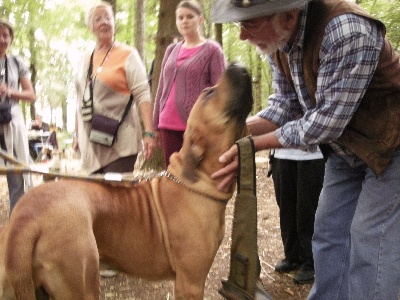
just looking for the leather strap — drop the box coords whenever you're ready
[219,136,260,300]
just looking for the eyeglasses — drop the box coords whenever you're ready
[92,16,112,24]
[234,15,275,37]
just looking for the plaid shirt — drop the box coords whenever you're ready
[259,6,383,156]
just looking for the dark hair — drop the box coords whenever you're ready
[0,19,14,43]
[176,0,203,16]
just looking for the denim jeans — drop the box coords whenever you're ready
[1,134,25,215]
[308,151,400,300]
[6,172,24,214]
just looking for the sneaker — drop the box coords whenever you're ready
[274,258,300,273]
[293,264,314,284]
[100,270,118,278]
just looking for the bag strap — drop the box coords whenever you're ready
[219,136,261,300]
[13,56,21,86]
[87,51,94,104]
[2,56,9,103]
[4,56,8,85]
[87,50,134,125]
[118,95,133,124]
[236,136,257,195]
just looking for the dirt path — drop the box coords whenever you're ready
[0,153,311,299]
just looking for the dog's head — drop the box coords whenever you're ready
[168,63,253,196]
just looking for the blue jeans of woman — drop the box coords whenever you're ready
[0,134,25,215]
[308,151,400,300]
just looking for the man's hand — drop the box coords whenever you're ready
[211,131,283,192]
[211,144,239,192]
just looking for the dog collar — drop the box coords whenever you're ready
[159,170,230,205]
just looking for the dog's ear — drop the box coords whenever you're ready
[181,129,205,182]
[182,143,205,182]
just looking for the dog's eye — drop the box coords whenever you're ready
[203,88,215,98]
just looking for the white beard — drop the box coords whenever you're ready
[256,22,292,56]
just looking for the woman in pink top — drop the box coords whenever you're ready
[153,0,226,167]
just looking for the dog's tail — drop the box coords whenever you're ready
[4,211,40,299]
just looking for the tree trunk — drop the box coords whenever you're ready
[214,24,223,47]
[135,0,146,60]
[253,56,263,114]
[29,28,37,121]
[150,0,180,99]
[140,0,180,171]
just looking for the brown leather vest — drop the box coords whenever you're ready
[273,0,400,175]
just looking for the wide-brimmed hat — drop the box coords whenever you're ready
[211,0,312,23]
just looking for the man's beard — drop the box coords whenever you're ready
[256,21,292,56]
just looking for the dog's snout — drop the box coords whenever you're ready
[225,63,253,124]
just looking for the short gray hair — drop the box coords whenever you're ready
[85,1,114,27]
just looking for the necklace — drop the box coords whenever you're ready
[91,41,114,79]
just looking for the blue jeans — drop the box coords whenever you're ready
[1,134,25,215]
[308,151,400,300]
[6,172,24,214]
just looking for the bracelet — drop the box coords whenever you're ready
[143,131,155,139]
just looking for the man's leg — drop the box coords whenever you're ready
[308,154,364,300]
[271,158,301,271]
[349,150,400,300]
[295,158,324,283]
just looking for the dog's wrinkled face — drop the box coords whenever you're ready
[173,63,253,183]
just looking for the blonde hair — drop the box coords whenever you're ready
[176,0,203,16]
[85,1,114,27]
[0,18,14,42]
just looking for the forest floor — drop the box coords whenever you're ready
[0,151,311,299]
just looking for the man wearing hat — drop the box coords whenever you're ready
[210,0,400,299]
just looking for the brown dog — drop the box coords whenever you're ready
[0,64,253,300]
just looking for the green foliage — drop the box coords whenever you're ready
[115,1,159,69]
[358,0,400,50]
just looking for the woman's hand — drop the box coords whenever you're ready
[211,144,239,192]
[143,135,156,160]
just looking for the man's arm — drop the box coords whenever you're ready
[246,115,278,136]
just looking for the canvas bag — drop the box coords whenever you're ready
[89,95,133,147]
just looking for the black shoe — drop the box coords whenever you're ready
[274,258,300,273]
[293,264,315,284]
